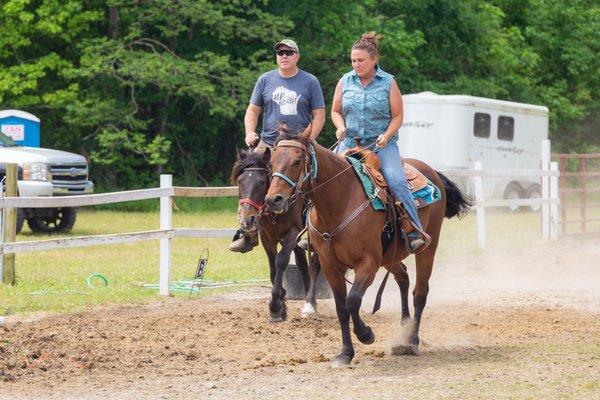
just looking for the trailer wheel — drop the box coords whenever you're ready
[526,184,542,212]
[503,182,524,211]
[27,207,78,233]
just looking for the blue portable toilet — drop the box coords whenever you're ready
[0,109,41,147]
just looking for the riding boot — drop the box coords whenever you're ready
[395,201,431,254]
[228,229,258,253]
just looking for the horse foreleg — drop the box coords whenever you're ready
[268,231,297,323]
[319,257,353,366]
[260,230,277,285]
[347,261,378,346]
[293,246,310,293]
[301,252,321,317]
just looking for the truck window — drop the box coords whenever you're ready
[498,116,514,141]
[474,113,490,138]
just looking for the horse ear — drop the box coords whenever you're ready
[236,148,246,160]
[262,147,271,162]
[300,122,312,141]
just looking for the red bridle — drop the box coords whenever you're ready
[239,198,268,214]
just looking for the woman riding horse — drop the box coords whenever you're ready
[331,32,430,253]
[265,127,471,365]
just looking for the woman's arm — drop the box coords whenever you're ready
[331,79,346,139]
[376,80,404,148]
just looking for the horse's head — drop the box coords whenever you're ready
[265,124,312,214]
[230,147,271,232]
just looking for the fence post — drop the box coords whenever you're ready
[558,156,568,235]
[2,164,17,285]
[550,162,559,240]
[473,161,485,250]
[159,174,172,296]
[541,140,551,240]
[579,158,587,233]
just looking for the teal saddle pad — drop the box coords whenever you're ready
[346,156,442,210]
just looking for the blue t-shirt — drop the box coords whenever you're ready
[250,69,325,146]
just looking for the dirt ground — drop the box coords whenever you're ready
[1,236,599,399]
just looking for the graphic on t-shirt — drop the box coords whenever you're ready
[272,86,301,115]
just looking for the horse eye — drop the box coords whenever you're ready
[292,159,302,166]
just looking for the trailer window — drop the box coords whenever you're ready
[498,116,514,141]
[474,113,490,138]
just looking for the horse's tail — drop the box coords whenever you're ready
[437,171,473,219]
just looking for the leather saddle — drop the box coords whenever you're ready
[342,146,430,235]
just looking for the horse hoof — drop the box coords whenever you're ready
[301,303,316,318]
[357,326,375,345]
[331,354,353,367]
[391,344,419,356]
[269,316,285,323]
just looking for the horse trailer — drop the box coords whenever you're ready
[397,92,549,210]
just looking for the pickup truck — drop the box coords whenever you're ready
[0,132,93,233]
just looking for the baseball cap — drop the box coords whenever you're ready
[273,39,299,53]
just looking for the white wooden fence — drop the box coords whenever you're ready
[0,179,238,295]
[444,140,559,248]
[0,140,559,293]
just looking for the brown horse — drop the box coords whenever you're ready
[265,130,471,366]
[230,147,322,321]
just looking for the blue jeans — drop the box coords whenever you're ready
[336,140,423,231]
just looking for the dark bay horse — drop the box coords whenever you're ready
[265,130,471,366]
[231,147,321,321]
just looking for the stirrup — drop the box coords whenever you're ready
[408,229,431,254]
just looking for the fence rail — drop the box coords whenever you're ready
[554,152,600,235]
[0,140,562,290]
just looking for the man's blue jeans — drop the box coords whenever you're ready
[336,140,423,231]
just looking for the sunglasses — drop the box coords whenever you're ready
[276,49,297,57]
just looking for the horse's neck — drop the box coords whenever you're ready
[308,144,362,225]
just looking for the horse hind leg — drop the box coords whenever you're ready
[302,252,321,317]
[386,261,411,323]
[392,243,437,356]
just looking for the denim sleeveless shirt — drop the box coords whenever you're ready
[341,66,395,148]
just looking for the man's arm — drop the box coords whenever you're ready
[310,108,325,140]
[244,103,262,146]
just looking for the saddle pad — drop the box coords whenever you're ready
[347,156,442,210]
[346,156,386,211]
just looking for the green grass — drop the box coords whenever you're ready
[0,206,555,316]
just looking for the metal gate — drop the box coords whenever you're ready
[553,153,600,235]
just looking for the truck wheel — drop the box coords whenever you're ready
[16,208,25,234]
[526,184,542,212]
[503,182,524,211]
[27,207,77,233]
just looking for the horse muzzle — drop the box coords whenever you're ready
[265,194,288,214]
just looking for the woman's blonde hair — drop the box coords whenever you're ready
[352,31,382,57]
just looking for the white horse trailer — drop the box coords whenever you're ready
[397,92,549,210]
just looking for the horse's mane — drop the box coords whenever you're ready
[229,149,268,184]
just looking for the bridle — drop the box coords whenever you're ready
[270,139,318,209]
